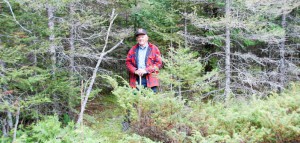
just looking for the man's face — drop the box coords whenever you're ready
[136,34,148,46]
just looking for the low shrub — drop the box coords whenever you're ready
[10,115,107,143]
[106,74,300,142]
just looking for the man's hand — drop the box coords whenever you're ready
[134,69,147,76]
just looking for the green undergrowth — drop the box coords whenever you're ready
[4,83,300,142]
[102,76,300,142]
[90,93,156,142]
[3,116,108,143]
[90,94,125,142]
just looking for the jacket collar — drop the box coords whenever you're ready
[134,42,152,67]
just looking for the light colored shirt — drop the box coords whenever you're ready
[137,43,148,69]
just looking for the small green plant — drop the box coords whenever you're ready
[118,133,159,143]
[13,115,107,143]
[159,47,217,98]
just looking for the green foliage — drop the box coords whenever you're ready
[118,133,159,143]
[31,116,62,142]
[0,67,81,121]
[105,73,300,142]
[89,90,146,142]
[13,115,107,143]
[159,47,217,97]
[104,75,186,142]
[1,66,48,91]
[118,0,183,50]
[1,0,300,142]
[16,0,75,10]
[169,83,300,142]
[130,0,178,29]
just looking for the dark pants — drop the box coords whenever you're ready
[136,75,157,93]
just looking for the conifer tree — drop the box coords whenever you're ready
[187,0,300,97]
[159,47,216,98]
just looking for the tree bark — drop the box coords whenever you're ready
[47,3,60,114]
[12,106,20,143]
[0,2,2,13]
[225,0,231,100]
[69,3,75,75]
[0,58,9,137]
[0,59,4,79]
[47,3,56,74]
[279,9,286,92]
[134,0,137,31]
[1,118,7,137]
[178,81,182,97]
[6,111,13,129]
[184,0,188,48]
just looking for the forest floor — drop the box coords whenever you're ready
[86,93,128,142]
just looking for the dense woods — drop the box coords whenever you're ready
[0,0,300,142]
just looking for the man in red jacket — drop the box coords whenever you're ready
[126,28,162,92]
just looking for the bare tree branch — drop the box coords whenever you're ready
[12,104,20,143]
[76,8,123,126]
[3,0,32,33]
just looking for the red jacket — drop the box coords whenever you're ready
[126,42,162,88]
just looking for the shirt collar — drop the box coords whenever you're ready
[139,43,148,49]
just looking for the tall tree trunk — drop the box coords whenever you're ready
[126,0,129,27]
[134,0,137,31]
[12,106,20,143]
[279,10,286,92]
[67,3,76,120]
[0,2,2,13]
[47,3,59,114]
[178,80,182,97]
[6,111,13,129]
[47,3,56,74]
[225,0,231,100]
[170,30,173,92]
[0,60,4,78]
[69,3,75,76]
[0,59,11,137]
[184,0,188,48]
[1,119,7,137]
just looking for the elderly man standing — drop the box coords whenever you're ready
[126,28,162,92]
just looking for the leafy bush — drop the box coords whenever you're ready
[167,83,300,142]
[118,133,158,143]
[105,72,300,142]
[159,47,217,98]
[13,115,107,143]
